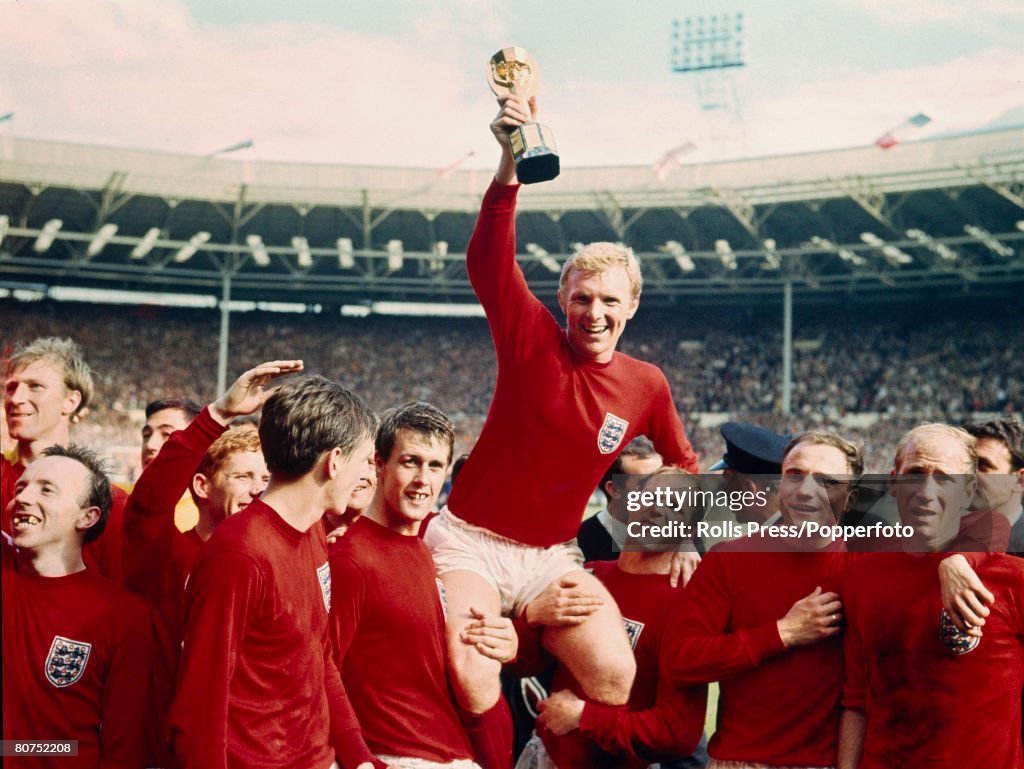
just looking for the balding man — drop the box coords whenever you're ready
[839,424,1024,769]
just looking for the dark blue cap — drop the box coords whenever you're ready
[709,421,790,474]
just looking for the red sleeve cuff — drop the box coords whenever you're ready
[842,687,866,709]
[741,621,787,664]
[191,406,230,446]
[578,701,614,739]
[333,727,378,769]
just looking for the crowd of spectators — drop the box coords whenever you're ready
[2,296,1020,476]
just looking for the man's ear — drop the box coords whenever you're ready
[61,389,83,420]
[604,479,618,499]
[76,505,101,534]
[889,469,898,498]
[193,472,211,501]
[843,487,861,515]
[557,289,567,316]
[626,295,639,320]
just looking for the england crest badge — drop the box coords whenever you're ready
[317,562,332,612]
[940,609,980,655]
[622,617,644,650]
[45,635,92,688]
[597,412,629,455]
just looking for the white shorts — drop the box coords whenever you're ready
[376,756,481,769]
[513,733,559,769]
[707,760,833,769]
[423,508,585,617]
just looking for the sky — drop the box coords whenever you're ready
[1,0,1022,171]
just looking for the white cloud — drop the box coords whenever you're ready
[841,0,1024,38]
[0,0,1020,169]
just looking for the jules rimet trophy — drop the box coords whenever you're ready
[487,46,560,184]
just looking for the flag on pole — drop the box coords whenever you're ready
[875,113,931,149]
[652,142,697,181]
[436,150,476,180]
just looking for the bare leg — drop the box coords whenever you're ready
[535,570,636,705]
[440,569,504,713]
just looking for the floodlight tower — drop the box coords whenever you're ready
[671,13,747,159]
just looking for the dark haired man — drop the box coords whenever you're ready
[141,396,203,469]
[577,436,664,562]
[139,395,203,531]
[965,417,1024,555]
[2,444,152,768]
[330,402,515,769]
[170,374,377,769]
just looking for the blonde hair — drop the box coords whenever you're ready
[894,423,977,474]
[559,242,643,302]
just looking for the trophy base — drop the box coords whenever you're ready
[509,122,560,184]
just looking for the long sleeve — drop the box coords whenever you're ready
[170,550,262,769]
[122,407,224,598]
[578,674,707,763]
[646,372,700,474]
[661,552,786,685]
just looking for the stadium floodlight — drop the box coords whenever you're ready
[86,223,119,257]
[131,227,161,259]
[860,232,911,266]
[905,228,957,262]
[292,236,312,268]
[715,239,737,270]
[660,240,695,272]
[964,224,1014,257]
[1017,220,1024,232]
[34,219,63,252]
[173,231,211,263]
[247,234,270,266]
[761,238,780,270]
[810,235,865,266]
[386,239,404,271]
[526,242,561,273]
[431,241,449,272]
[337,237,355,269]
[569,242,584,254]
[0,215,9,247]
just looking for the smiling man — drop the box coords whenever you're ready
[329,402,515,769]
[3,338,94,531]
[424,94,700,769]
[2,337,128,582]
[2,444,151,769]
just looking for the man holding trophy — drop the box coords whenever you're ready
[423,46,701,769]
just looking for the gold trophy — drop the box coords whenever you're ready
[487,46,560,184]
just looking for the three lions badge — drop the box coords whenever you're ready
[45,635,92,688]
[598,412,629,454]
[940,609,980,655]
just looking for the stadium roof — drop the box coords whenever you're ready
[1,127,1022,308]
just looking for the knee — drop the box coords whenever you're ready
[579,654,636,706]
